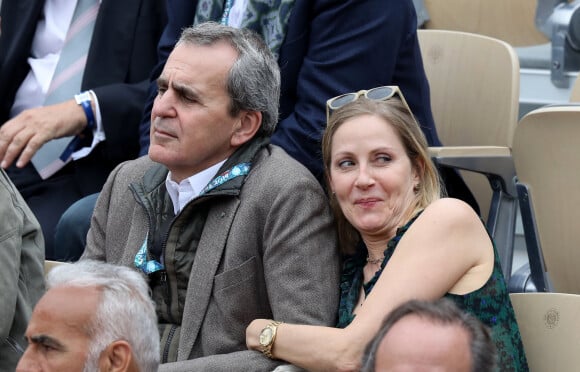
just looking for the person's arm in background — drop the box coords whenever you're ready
[79,0,167,164]
[0,0,167,168]
[272,0,437,182]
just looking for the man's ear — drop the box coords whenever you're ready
[99,340,135,372]
[231,111,262,147]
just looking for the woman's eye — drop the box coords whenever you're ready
[338,160,354,168]
[376,155,391,163]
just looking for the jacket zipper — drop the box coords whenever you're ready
[130,185,176,318]
[162,324,177,363]
[131,186,180,361]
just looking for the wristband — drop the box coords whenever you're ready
[74,91,96,132]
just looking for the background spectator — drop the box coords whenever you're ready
[0,0,166,258]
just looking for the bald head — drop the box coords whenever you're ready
[361,299,496,372]
[374,314,472,371]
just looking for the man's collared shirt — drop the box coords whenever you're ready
[165,160,226,215]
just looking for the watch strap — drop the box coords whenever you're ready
[261,321,282,359]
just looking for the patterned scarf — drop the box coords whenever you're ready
[193,0,296,58]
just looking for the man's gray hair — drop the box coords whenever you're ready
[361,299,497,372]
[47,260,159,372]
[177,21,281,136]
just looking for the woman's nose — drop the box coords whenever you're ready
[354,165,375,189]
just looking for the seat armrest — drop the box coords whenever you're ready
[429,146,518,280]
[428,146,516,197]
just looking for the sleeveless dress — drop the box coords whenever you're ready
[337,212,528,371]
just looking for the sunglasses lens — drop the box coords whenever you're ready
[329,93,357,109]
[366,86,395,100]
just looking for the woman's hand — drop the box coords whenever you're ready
[246,319,272,350]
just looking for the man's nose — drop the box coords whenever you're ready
[151,90,177,118]
[15,347,39,372]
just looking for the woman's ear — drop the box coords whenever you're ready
[326,173,336,195]
[413,158,425,186]
[230,110,262,147]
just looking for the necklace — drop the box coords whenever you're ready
[366,255,384,265]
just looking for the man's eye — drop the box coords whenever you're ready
[39,344,55,352]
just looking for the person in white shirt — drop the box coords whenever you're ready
[0,0,166,258]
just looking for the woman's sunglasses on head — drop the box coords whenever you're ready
[325,86,417,125]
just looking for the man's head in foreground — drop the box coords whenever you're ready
[17,260,159,372]
[361,299,496,372]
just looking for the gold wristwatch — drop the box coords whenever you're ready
[258,321,283,359]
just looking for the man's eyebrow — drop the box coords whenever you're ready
[172,81,199,100]
[157,75,169,87]
[29,334,65,350]
[156,76,199,100]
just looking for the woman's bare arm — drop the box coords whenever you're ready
[246,198,494,371]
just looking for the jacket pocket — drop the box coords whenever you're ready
[213,256,257,292]
[210,256,266,343]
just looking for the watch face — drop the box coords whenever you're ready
[259,327,274,346]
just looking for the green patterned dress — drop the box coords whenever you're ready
[337,213,528,371]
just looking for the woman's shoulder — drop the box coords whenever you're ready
[408,198,488,241]
[420,198,481,225]
[402,200,494,289]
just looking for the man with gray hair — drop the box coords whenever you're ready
[16,260,159,372]
[81,22,340,371]
[361,299,497,372]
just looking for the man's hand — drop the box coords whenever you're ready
[0,99,87,168]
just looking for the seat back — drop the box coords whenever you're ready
[418,29,520,147]
[423,0,548,47]
[513,105,580,293]
[510,292,580,371]
[418,29,520,216]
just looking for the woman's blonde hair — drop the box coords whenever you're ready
[322,97,443,254]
